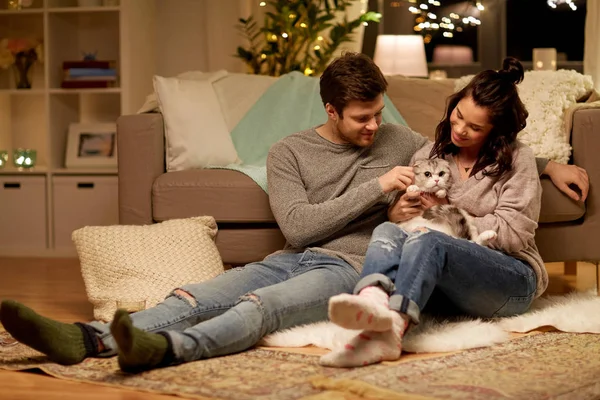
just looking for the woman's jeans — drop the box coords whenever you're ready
[355,222,537,324]
[88,250,358,363]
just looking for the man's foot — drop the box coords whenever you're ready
[319,312,409,368]
[328,286,394,332]
[110,309,169,373]
[0,300,92,365]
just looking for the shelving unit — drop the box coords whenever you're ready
[0,0,155,256]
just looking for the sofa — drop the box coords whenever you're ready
[116,74,599,279]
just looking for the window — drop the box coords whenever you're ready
[506,0,587,62]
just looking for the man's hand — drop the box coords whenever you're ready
[378,166,414,194]
[421,192,449,209]
[544,160,589,202]
[388,191,423,223]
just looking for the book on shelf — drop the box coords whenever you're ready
[62,60,117,69]
[61,80,118,89]
[64,68,117,78]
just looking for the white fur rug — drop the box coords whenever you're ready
[261,290,600,353]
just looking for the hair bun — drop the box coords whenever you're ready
[499,57,524,85]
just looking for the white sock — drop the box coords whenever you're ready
[319,312,410,368]
[328,286,395,332]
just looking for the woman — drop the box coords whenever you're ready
[321,57,546,368]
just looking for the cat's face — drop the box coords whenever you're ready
[413,159,451,192]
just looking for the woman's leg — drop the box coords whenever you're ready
[110,251,359,371]
[327,222,409,331]
[385,229,537,324]
[323,227,537,367]
[0,252,303,365]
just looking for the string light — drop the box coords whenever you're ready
[547,0,577,10]
[399,1,484,38]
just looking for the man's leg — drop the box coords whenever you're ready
[109,250,359,371]
[0,252,303,365]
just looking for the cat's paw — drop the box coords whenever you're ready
[435,189,447,198]
[407,185,420,193]
[476,230,497,246]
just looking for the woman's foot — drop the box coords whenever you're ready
[0,300,94,365]
[319,312,409,368]
[328,286,395,332]
[110,309,169,373]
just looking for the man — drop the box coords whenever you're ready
[0,52,588,373]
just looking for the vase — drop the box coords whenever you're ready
[12,56,34,90]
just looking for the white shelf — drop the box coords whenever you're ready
[0,89,46,95]
[48,6,120,13]
[0,9,44,14]
[0,0,153,256]
[49,88,121,94]
[52,167,117,175]
[0,166,48,175]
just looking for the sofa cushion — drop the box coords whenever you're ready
[539,179,586,223]
[153,169,275,223]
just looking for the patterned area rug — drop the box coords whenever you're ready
[1,331,600,400]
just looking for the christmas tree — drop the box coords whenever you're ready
[235,0,380,76]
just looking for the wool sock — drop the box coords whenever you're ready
[319,311,409,368]
[0,300,96,365]
[110,309,170,373]
[328,286,395,332]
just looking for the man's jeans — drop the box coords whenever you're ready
[88,251,358,364]
[355,222,537,324]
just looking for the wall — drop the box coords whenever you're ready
[153,0,267,77]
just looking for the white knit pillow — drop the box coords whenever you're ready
[72,216,225,322]
[455,70,594,164]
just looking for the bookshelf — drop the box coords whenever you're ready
[0,0,155,256]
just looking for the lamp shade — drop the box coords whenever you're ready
[533,48,557,71]
[373,35,428,77]
[432,45,474,65]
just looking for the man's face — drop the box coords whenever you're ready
[327,94,385,147]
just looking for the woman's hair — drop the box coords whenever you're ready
[320,52,388,118]
[430,57,528,178]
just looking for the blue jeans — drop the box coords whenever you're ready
[355,222,537,324]
[88,251,358,363]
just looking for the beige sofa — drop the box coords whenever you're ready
[116,75,599,276]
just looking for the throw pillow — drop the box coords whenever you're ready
[153,71,241,171]
[72,216,225,322]
[455,70,594,164]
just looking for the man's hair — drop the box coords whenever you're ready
[319,52,388,118]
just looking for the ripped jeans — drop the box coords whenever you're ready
[87,251,358,364]
[355,222,537,324]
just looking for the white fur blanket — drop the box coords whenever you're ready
[261,290,600,353]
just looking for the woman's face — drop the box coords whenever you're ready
[449,95,493,152]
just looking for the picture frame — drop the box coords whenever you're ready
[65,123,118,168]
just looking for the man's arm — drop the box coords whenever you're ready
[267,143,412,248]
[267,147,384,248]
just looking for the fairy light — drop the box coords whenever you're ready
[398,1,485,39]
[547,0,577,10]
[259,1,266,6]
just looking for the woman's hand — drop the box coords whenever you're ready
[544,160,589,202]
[388,191,423,223]
[420,192,449,209]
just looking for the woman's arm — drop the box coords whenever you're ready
[472,146,542,254]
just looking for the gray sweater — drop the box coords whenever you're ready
[412,142,547,297]
[267,124,547,297]
[267,124,428,270]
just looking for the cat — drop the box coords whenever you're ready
[398,158,497,246]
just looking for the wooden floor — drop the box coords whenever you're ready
[0,257,597,400]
